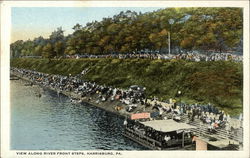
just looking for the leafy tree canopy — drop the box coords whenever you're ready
[11,7,243,58]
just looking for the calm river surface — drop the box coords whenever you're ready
[11,80,146,150]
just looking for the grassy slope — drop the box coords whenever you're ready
[11,58,243,115]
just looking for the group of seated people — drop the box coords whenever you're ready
[65,52,242,62]
[11,67,236,136]
[145,99,232,134]
[11,68,146,110]
[125,119,193,148]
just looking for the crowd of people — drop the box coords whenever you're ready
[125,119,193,148]
[177,103,232,133]
[11,68,146,110]
[64,52,243,62]
[11,67,241,139]
[148,98,235,134]
[123,99,240,148]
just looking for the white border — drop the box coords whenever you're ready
[1,1,249,158]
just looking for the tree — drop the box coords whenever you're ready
[42,43,55,58]
[34,45,43,56]
[10,40,24,57]
[11,8,243,57]
[49,27,64,44]
[72,23,82,31]
[149,29,168,52]
[54,41,65,56]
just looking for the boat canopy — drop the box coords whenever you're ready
[140,119,197,133]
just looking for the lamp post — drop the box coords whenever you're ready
[178,90,182,106]
[168,19,174,55]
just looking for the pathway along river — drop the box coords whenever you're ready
[11,79,146,150]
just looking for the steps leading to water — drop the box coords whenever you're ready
[178,114,243,143]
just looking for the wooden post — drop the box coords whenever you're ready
[182,131,185,148]
[196,138,207,150]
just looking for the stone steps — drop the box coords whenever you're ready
[178,114,243,143]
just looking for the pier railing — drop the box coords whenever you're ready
[124,127,162,150]
[179,115,243,144]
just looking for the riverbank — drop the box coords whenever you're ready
[11,58,243,115]
[11,71,133,118]
[11,68,168,120]
[11,68,243,150]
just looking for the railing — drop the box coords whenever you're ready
[180,115,243,143]
[125,128,162,148]
[124,127,193,149]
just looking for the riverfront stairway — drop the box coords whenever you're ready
[179,114,243,144]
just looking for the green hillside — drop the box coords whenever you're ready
[11,58,243,115]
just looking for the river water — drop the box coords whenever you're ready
[10,80,146,150]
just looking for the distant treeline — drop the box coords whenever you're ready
[11,7,243,58]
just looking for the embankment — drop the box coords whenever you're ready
[11,58,243,115]
[11,70,132,118]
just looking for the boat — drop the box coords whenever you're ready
[10,76,19,80]
[123,119,197,150]
[24,83,33,86]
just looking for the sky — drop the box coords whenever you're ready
[11,7,163,43]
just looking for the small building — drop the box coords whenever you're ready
[194,136,240,150]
